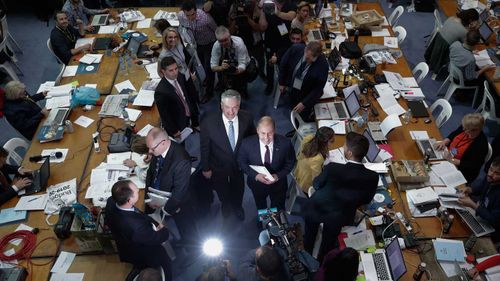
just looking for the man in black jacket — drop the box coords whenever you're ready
[145,127,199,253]
[304,132,379,261]
[0,148,32,206]
[200,89,256,220]
[104,180,171,281]
[49,10,90,64]
[155,56,200,140]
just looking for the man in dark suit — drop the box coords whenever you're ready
[145,127,199,253]
[104,180,171,281]
[304,132,379,261]
[279,41,329,121]
[200,89,256,220]
[0,148,32,206]
[155,56,200,140]
[238,116,296,211]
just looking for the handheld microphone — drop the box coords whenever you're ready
[29,151,63,162]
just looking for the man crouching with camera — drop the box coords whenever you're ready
[210,26,251,97]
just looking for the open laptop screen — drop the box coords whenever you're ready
[386,238,407,280]
[479,21,494,41]
[328,47,341,70]
[127,37,141,55]
[363,130,380,163]
[345,90,360,118]
[39,157,50,189]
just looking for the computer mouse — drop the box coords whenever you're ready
[424,119,432,124]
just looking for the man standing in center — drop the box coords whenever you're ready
[238,116,296,212]
[155,56,200,141]
[145,127,199,253]
[200,90,256,221]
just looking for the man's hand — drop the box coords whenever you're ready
[271,174,278,182]
[143,154,152,163]
[76,19,84,25]
[292,102,305,113]
[41,108,50,117]
[18,168,32,176]
[85,25,94,32]
[458,195,478,209]
[123,159,137,168]
[203,1,213,12]
[255,174,274,185]
[434,139,449,151]
[451,158,461,166]
[456,185,472,195]
[102,8,110,13]
[221,61,230,71]
[269,53,277,65]
[173,131,182,140]
[156,223,165,230]
[279,85,287,93]
[202,170,212,179]
[12,178,32,189]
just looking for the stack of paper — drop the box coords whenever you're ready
[318,119,346,135]
[62,66,78,77]
[431,161,467,188]
[120,10,145,23]
[79,54,103,64]
[46,96,71,109]
[121,108,142,122]
[406,193,437,217]
[434,186,465,210]
[400,88,425,101]
[145,62,161,79]
[170,127,193,143]
[409,131,429,140]
[363,163,388,173]
[133,89,155,107]
[326,147,347,164]
[407,187,439,206]
[380,114,402,137]
[85,162,128,201]
[343,230,376,251]
[321,80,337,99]
[14,194,49,211]
[137,124,154,137]
[46,83,74,97]
[141,79,160,91]
[114,80,136,93]
[384,37,398,48]
[98,25,118,34]
[153,10,168,20]
[383,71,407,90]
[376,84,406,116]
[136,18,152,29]
[75,38,94,49]
[37,81,56,93]
[474,49,495,68]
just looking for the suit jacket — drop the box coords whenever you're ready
[154,75,199,137]
[4,93,46,140]
[104,197,169,267]
[278,44,329,108]
[200,110,255,175]
[311,162,379,223]
[447,126,488,183]
[145,142,192,214]
[50,26,81,65]
[238,134,296,190]
[0,164,19,206]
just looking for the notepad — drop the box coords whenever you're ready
[62,66,78,77]
[0,208,27,225]
[432,238,466,262]
[15,194,49,211]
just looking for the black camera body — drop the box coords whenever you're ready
[263,1,276,15]
[54,206,75,240]
[223,59,238,74]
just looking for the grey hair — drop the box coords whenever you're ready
[221,89,241,104]
[5,81,26,100]
[305,41,323,58]
[147,127,169,142]
[215,26,230,40]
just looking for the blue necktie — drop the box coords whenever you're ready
[153,156,164,189]
[228,121,235,151]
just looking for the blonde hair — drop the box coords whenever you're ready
[462,113,484,130]
[162,27,179,50]
[5,81,26,100]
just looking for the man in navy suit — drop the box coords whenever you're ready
[145,127,199,253]
[238,116,296,211]
[279,41,329,122]
[304,132,379,261]
[200,90,256,220]
[104,180,171,281]
[155,56,200,139]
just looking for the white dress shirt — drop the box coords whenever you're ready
[259,141,274,165]
[222,113,239,145]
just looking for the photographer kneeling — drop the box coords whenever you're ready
[210,26,251,97]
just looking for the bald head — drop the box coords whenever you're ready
[146,127,171,156]
[257,116,275,145]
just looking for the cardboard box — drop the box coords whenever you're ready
[390,160,429,183]
[350,10,384,28]
[71,212,116,254]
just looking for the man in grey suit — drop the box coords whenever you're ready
[200,90,256,220]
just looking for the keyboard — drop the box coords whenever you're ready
[98,16,107,25]
[334,102,347,118]
[99,95,129,117]
[456,208,494,237]
[44,108,69,126]
[461,268,472,281]
[313,30,322,40]
[373,253,390,280]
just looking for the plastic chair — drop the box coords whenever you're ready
[476,80,500,124]
[436,63,479,106]
[273,65,281,109]
[393,26,407,45]
[312,223,323,259]
[0,22,21,75]
[0,62,19,81]
[388,5,404,26]
[1,14,22,54]
[47,38,64,65]
[3,137,29,166]
[430,9,443,42]
[486,143,493,163]
[285,175,306,215]
[412,62,429,84]
[55,64,66,85]
[290,111,317,153]
[430,99,453,128]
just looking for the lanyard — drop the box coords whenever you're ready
[292,57,310,80]
[56,26,76,43]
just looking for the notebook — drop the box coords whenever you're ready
[407,100,429,118]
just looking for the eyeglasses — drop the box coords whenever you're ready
[150,139,166,152]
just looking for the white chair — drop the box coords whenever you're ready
[430,99,453,128]
[486,143,493,163]
[430,9,443,42]
[285,175,306,215]
[0,62,19,81]
[273,65,281,109]
[55,64,66,85]
[476,80,500,124]
[412,62,429,84]
[393,26,407,45]
[388,6,404,26]
[3,137,29,166]
[47,38,64,65]
[1,14,22,54]
[0,23,21,75]
[290,111,317,153]
[437,63,480,106]
[312,223,324,259]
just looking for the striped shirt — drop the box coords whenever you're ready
[178,9,217,46]
[449,41,477,81]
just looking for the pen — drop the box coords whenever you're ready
[28,196,40,202]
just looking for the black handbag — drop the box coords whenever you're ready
[245,57,259,82]
[339,30,362,59]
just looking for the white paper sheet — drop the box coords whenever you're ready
[371,29,391,37]
[62,66,78,77]
[114,80,136,92]
[45,96,71,109]
[15,194,48,211]
[51,252,76,273]
[380,114,402,137]
[75,38,94,49]
[136,18,152,28]
[98,25,117,34]
[318,119,346,135]
[409,131,430,140]
[50,273,84,281]
[145,62,160,79]
[384,37,398,48]
[121,108,142,122]
[38,148,69,164]
[133,89,155,107]
[37,81,56,94]
[249,165,275,182]
[74,116,95,128]
[137,124,154,137]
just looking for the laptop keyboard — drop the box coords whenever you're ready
[98,16,107,25]
[457,209,486,235]
[313,30,321,40]
[419,140,437,158]
[373,253,390,280]
[53,110,67,125]
[335,103,347,118]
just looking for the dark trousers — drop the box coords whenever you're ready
[289,89,314,122]
[212,170,245,217]
[172,204,200,252]
[249,181,287,211]
[304,211,343,262]
[265,48,276,89]
[197,42,215,98]
[223,72,248,96]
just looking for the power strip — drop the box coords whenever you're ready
[396,212,413,233]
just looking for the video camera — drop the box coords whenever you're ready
[259,209,312,281]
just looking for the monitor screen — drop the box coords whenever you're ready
[345,91,360,117]
[386,238,407,281]
[479,21,494,41]
[314,0,322,18]
[480,9,489,23]
[363,130,380,163]
[328,47,341,70]
[40,157,50,189]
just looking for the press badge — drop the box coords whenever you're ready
[277,23,288,36]
[450,148,458,157]
[293,78,303,90]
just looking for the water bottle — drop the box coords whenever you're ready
[403,109,412,124]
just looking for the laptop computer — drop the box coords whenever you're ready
[407,100,429,118]
[328,90,361,119]
[479,21,494,42]
[93,37,112,51]
[415,138,446,160]
[23,157,50,196]
[363,129,381,163]
[456,208,495,237]
[91,14,109,26]
[43,108,71,126]
[360,238,407,281]
[308,29,324,41]
[367,122,386,142]
[328,47,342,71]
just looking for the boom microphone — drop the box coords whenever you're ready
[29,151,63,162]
